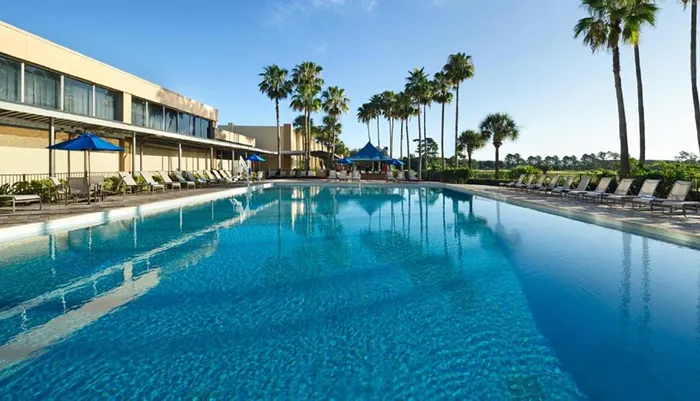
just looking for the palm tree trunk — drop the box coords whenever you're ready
[376,118,381,147]
[417,107,422,179]
[634,44,646,166]
[454,83,460,168]
[468,151,472,169]
[366,121,371,142]
[440,102,446,170]
[390,118,394,158]
[399,118,404,167]
[305,111,311,173]
[406,118,411,172]
[612,43,630,176]
[692,0,700,154]
[275,99,282,171]
[495,146,500,180]
[423,104,428,173]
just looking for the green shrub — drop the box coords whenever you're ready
[508,165,542,180]
[10,179,53,202]
[103,176,123,193]
[424,168,474,184]
[633,162,700,197]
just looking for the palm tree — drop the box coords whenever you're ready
[291,62,324,172]
[479,113,519,179]
[457,130,488,169]
[369,94,383,146]
[682,0,700,155]
[321,86,350,165]
[574,0,632,176]
[396,91,416,170]
[624,0,659,166]
[381,91,398,157]
[443,53,475,167]
[258,65,293,171]
[357,103,372,142]
[433,71,453,169]
[405,68,432,178]
[320,115,342,165]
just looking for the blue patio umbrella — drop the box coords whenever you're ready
[47,133,124,204]
[386,159,404,166]
[246,154,266,162]
[336,158,353,164]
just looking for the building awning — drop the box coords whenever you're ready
[0,100,276,155]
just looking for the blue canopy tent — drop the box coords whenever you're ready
[336,158,353,165]
[47,133,124,204]
[387,159,404,166]
[348,142,388,162]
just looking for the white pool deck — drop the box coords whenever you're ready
[0,180,698,248]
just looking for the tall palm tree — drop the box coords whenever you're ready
[457,129,488,169]
[624,0,659,166]
[433,71,454,169]
[682,0,700,154]
[291,62,324,172]
[574,0,632,176]
[369,94,383,146]
[396,91,416,170]
[258,65,293,171]
[357,103,372,142]
[321,86,350,164]
[381,91,398,157]
[321,115,342,165]
[443,53,475,167]
[479,113,519,180]
[406,68,432,178]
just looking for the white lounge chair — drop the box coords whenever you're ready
[555,175,590,197]
[535,175,560,194]
[209,170,228,184]
[118,172,140,194]
[185,171,207,186]
[157,171,181,190]
[578,177,612,202]
[502,174,525,188]
[337,170,349,182]
[546,176,574,196]
[352,170,361,182]
[515,175,535,190]
[0,194,42,212]
[407,171,419,181]
[172,171,196,189]
[257,171,265,181]
[328,170,338,182]
[525,175,547,192]
[396,171,406,181]
[138,172,166,193]
[386,171,395,182]
[598,178,635,205]
[634,180,695,215]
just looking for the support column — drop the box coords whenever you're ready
[48,118,56,176]
[139,140,144,172]
[177,143,182,171]
[131,132,137,173]
[210,147,214,170]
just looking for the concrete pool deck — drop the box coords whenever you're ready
[0,180,698,248]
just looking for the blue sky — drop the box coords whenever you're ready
[2,0,697,160]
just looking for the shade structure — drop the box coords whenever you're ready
[386,159,404,166]
[47,133,124,204]
[246,154,266,162]
[348,142,388,162]
[336,158,353,165]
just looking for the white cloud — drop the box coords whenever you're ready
[264,0,377,25]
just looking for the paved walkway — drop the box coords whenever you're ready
[447,184,700,248]
[0,184,255,228]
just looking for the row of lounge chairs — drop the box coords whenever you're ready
[326,170,420,183]
[503,174,700,217]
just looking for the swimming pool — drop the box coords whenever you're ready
[0,185,698,399]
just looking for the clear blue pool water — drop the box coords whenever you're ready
[0,186,698,400]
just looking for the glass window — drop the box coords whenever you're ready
[148,103,163,130]
[178,112,192,135]
[132,97,147,127]
[0,56,20,102]
[24,65,60,109]
[94,86,118,120]
[63,77,92,116]
[194,117,210,138]
[164,107,177,133]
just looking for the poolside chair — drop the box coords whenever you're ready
[172,171,196,189]
[536,175,560,194]
[555,175,591,198]
[580,177,616,203]
[408,170,419,181]
[599,178,635,205]
[185,171,207,186]
[502,174,525,188]
[622,179,661,209]
[515,175,535,190]
[352,170,362,182]
[267,170,276,179]
[48,177,69,203]
[257,171,265,181]
[209,170,228,184]
[138,172,166,193]
[158,171,182,190]
[525,175,547,192]
[650,181,698,216]
[69,177,96,203]
[197,170,218,185]
[386,171,395,182]
[328,170,338,182]
[396,170,406,181]
[299,171,307,178]
[0,194,42,212]
[280,170,288,178]
[568,176,610,200]
[118,172,140,194]
[217,170,240,184]
[547,176,575,196]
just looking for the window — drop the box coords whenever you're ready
[194,117,209,138]
[63,77,92,115]
[95,86,118,120]
[148,103,163,130]
[164,107,177,133]
[0,56,20,102]
[178,112,192,135]
[132,97,147,127]
[24,65,60,109]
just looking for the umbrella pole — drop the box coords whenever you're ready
[66,150,70,206]
[87,150,91,205]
